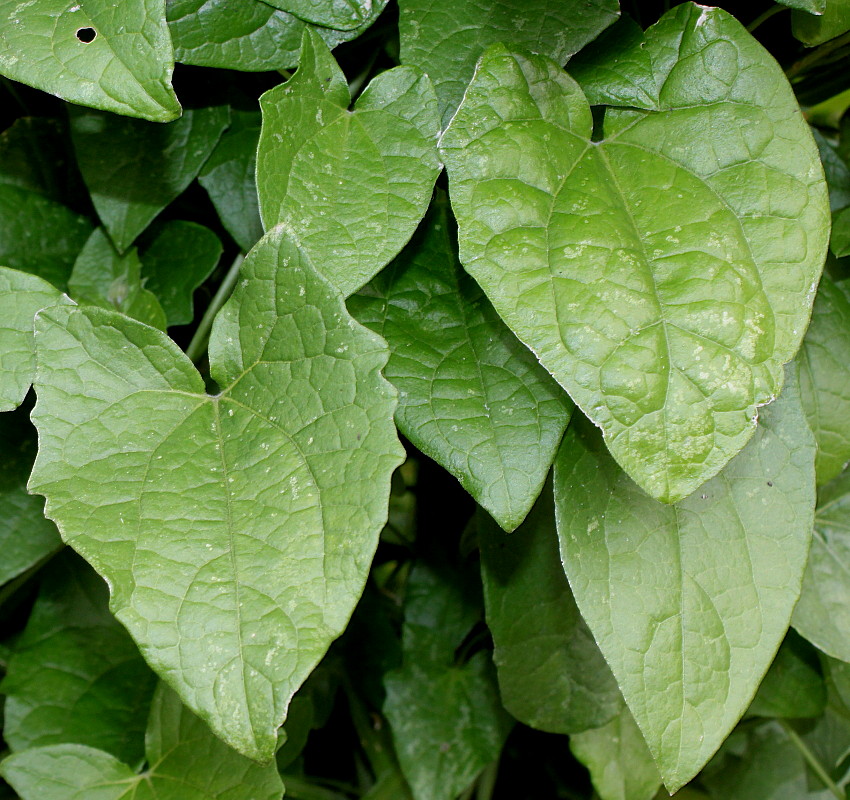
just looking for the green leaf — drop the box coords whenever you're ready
[261,0,378,31]
[0,0,180,122]
[69,228,167,330]
[257,29,441,297]
[554,367,817,791]
[833,207,850,257]
[167,0,389,72]
[478,481,620,732]
[0,683,284,800]
[349,196,571,530]
[398,0,619,126]
[0,267,72,412]
[1,552,157,765]
[69,105,229,253]
[798,275,850,485]
[198,110,264,253]
[814,129,850,213]
[794,0,850,45]
[793,470,850,663]
[570,701,662,800]
[383,563,512,800]
[440,5,829,503]
[27,225,404,760]
[779,0,827,13]
[139,221,222,326]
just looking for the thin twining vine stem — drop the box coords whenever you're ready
[185,253,244,363]
[780,719,844,800]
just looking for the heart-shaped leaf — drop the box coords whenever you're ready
[440,4,829,503]
[0,0,180,122]
[257,29,441,297]
[28,226,404,760]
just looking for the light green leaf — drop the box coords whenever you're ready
[832,207,850,257]
[349,197,571,530]
[257,29,441,297]
[570,701,662,800]
[478,481,620,732]
[261,0,378,30]
[798,275,850,485]
[398,0,619,126]
[0,0,180,122]
[70,105,229,253]
[794,0,850,45]
[793,470,850,663]
[198,110,264,253]
[554,368,817,791]
[779,0,827,12]
[1,552,157,765]
[28,225,404,760]
[440,5,829,503]
[167,0,388,72]
[0,683,284,800]
[383,563,512,800]
[139,221,222,327]
[69,228,167,330]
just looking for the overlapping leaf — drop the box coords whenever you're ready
[257,29,441,296]
[441,4,829,503]
[555,368,816,790]
[28,225,404,760]
[0,0,180,122]
[262,0,378,31]
[350,198,571,530]
[793,0,850,45]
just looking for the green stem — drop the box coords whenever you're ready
[475,761,499,800]
[787,30,850,79]
[185,253,244,363]
[780,720,844,800]
[747,5,785,33]
[347,48,380,99]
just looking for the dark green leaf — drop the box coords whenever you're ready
[833,208,850,257]
[261,0,378,31]
[793,0,850,45]
[813,130,850,213]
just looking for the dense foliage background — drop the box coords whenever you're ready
[1,0,850,798]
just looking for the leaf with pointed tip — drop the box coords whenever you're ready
[139,221,222,327]
[440,5,829,503]
[70,105,229,253]
[554,368,816,791]
[262,0,378,30]
[257,29,441,297]
[398,0,619,126]
[69,228,167,330]
[0,683,284,800]
[350,198,571,530]
[478,482,620,731]
[0,267,73,412]
[1,552,157,764]
[798,276,850,485]
[793,0,850,45]
[167,0,389,72]
[0,0,180,122]
[28,225,404,760]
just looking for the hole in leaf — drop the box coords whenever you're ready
[75,27,97,43]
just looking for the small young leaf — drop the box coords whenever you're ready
[555,368,817,791]
[257,29,441,297]
[478,482,620,732]
[28,225,404,760]
[398,0,619,125]
[70,105,229,252]
[441,5,829,503]
[1,552,157,765]
[0,0,180,122]
[350,197,572,530]
[0,683,284,800]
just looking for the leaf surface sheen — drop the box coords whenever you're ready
[554,368,817,791]
[0,0,180,122]
[257,29,441,297]
[350,198,572,530]
[28,225,404,761]
[440,4,829,503]
[261,0,376,30]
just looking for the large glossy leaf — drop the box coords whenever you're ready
[70,105,229,253]
[1,552,157,765]
[793,470,850,663]
[350,197,571,530]
[440,5,829,503]
[27,225,404,760]
[554,368,817,790]
[167,0,388,72]
[257,29,441,297]
[0,0,180,122]
[397,0,619,126]
[798,275,850,485]
[478,482,620,731]
[0,683,284,800]
[793,0,850,45]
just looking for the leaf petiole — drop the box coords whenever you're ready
[185,252,244,363]
[780,719,844,800]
